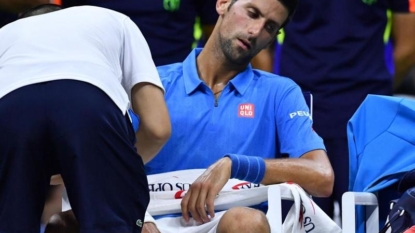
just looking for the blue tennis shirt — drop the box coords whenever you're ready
[145,49,325,175]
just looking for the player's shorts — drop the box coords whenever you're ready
[0,80,149,233]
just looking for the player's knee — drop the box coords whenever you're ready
[44,213,66,233]
[44,211,79,233]
[216,207,270,233]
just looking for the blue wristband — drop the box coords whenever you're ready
[224,154,266,184]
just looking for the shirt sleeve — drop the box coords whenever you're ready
[144,211,156,223]
[195,0,218,25]
[120,17,164,97]
[275,84,326,158]
[388,0,415,13]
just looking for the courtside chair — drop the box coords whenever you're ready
[267,92,314,232]
[342,95,415,233]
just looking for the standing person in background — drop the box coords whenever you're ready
[0,4,171,233]
[61,0,218,66]
[278,0,415,219]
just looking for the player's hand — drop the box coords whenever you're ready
[142,222,161,233]
[181,157,232,224]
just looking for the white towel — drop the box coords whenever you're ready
[147,170,341,233]
[278,183,342,233]
[62,169,340,233]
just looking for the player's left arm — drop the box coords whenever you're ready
[261,149,334,197]
[263,84,334,197]
[391,10,415,89]
[181,149,334,223]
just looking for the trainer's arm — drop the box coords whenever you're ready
[131,83,171,163]
[0,0,49,13]
[121,18,171,162]
[392,12,415,89]
[142,211,160,233]
[142,223,160,233]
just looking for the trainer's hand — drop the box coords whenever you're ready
[142,222,160,233]
[181,157,231,224]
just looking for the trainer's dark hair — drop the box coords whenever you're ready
[19,4,62,19]
[228,0,298,28]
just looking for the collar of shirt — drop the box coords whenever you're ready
[182,48,255,96]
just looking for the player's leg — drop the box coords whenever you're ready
[41,185,65,230]
[45,210,79,233]
[216,207,270,233]
[47,80,149,233]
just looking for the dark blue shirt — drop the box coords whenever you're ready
[279,0,413,138]
[145,49,325,175]
[62,0,218,66]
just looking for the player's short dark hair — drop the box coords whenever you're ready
[278,0,298,28]
[19,4,62,19]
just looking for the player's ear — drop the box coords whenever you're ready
[216,0,233,15]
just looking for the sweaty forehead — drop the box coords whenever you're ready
[242,0,289,26]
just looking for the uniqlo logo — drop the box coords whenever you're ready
[238,103,255,118]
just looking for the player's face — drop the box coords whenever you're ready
[216,0,288,65]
